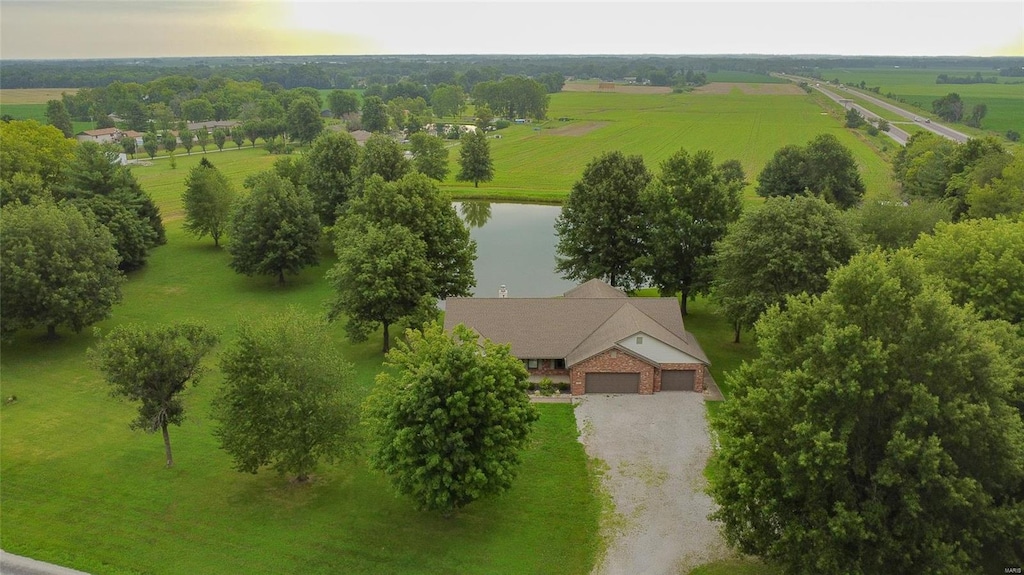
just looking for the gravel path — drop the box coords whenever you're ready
[574,394,734,575]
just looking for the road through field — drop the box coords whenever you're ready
[779,74,970,144]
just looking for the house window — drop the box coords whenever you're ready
[636,336,644,344]
[554,359,566,369]
[527,359,539,369]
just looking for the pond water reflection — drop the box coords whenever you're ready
[454,202,577,298]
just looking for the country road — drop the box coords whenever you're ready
[778,73,972,145]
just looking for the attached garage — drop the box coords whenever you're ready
[660,369,696,391]
[585,372,640,394]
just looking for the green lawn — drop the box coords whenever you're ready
[817,67,1024,135]
[2,85,905,575]
[440,89,896,202]
[0,216,602,574]
[1,102,93,134]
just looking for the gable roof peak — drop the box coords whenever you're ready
[563,278,627,299]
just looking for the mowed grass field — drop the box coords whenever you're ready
[818,68,1024,135]
[0,223,604,574]
[441,88,897,202]
[1,89,92,134]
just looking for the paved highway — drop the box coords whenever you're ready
[778,74,972,145]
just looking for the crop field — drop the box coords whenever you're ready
[442,88,897,202]
[817,68,1024,135]
[0,88,78,104]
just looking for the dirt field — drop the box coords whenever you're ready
[547,121,609,137]
[0,88,78,104]
[562,82,672,95]
[692,82,804,95]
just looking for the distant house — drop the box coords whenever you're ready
[186,120,239,133]
[350,129,373,145]
[75,127,124,144]
[443,279,710,395]
[122,130,145,148]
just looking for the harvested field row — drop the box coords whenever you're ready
[0,88,77,104]
[692,82,805,95]
[562,82,672,94]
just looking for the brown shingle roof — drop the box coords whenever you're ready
[443,280,709,366]
[563,278,627,298]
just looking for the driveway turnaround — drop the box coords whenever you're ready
[574,394,733,575]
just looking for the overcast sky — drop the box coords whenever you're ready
[1,1,1021,59]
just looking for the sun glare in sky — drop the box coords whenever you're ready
[0,1,1021,59]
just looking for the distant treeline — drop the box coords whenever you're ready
[3,54,1022,90]
[936,73,998,85]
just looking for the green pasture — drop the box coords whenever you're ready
[706,71,788,83]
[441,90,896,202]
[1,102,92,134]
[818,68,1024,135]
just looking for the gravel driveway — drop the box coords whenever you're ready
[574,393,733,575]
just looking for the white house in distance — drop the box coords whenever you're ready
[75,127,124,144]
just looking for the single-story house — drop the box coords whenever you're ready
[76,127,124,144]
[443,279,710,395]
[186,120,240,133]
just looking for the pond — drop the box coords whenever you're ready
[454,201,577,299]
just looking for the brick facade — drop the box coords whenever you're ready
[569,348,657,395]
[653,363,706,393]
[526,359,570,377]
[566,351,706,395]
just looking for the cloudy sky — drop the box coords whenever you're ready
[1,1,1021,59]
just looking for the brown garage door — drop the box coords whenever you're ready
[661,370,696,391]
[585,372,640,394]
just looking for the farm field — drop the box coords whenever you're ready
[441,88,897,202]
[817,68,1024,135]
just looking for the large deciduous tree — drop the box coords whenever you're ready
[932,92,964,122]
[0,120,76,188]
[555,151,651,290]
[713,196,859,342]
[348,173,476,300]
[966,154,1024,219]
[430,84,466,118]
[848,197,950,251]
[455,130,493,188]
[182,158,236,247]
[286,96,324,144]
[709,250,1024,573]
[359,133,410,183]
[327,89,359,118]
[227,171,320,285]
[327,220,434,353]
[756,134,865,209]
[361,95,389,133]
[409,132,450,181]
[45,99,74,138]
[1,200,124,341]
[178,127,194,155]
[90,323,217,468]
[213,309,360,482]
[303,130,362,225]
[364,323,538,515]
[913,218,1024,325]
[639,148,743,314]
